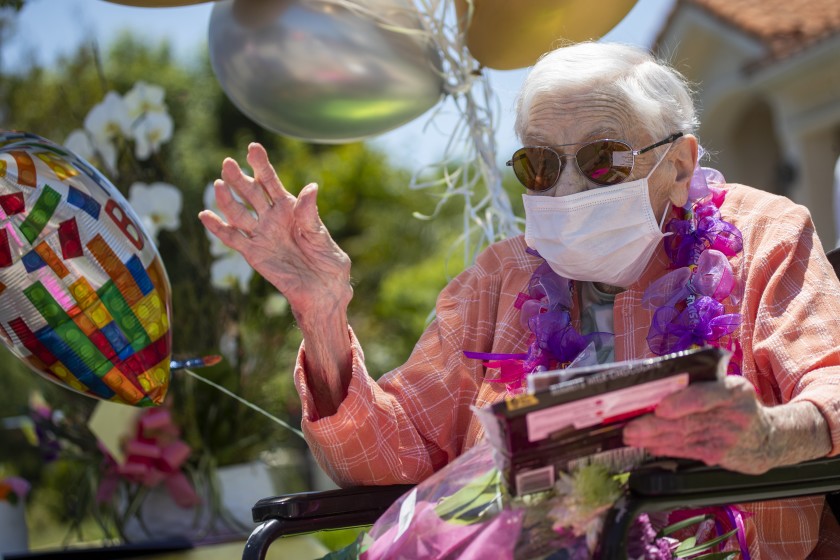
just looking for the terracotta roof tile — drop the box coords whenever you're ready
[666,0,840,65]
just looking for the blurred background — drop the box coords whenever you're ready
[0,0,838,555]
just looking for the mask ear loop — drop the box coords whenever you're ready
[660,201,674,237]
[644,142,677,236]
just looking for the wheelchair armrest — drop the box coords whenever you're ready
[595,455,840,559]
[627,455,840,510]
[252,484,416,524]
[244,485,414,560]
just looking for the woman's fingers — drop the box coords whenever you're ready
[220,157,273,215]
[654,377,753,419]
[213,179,259,233]
[293,183,322,234]
[200,146,351,297]
[198,210,249,252]
[247,143,290,201]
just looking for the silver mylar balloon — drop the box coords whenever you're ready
[209,0,445,144]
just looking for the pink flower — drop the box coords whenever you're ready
[0,476,31,504]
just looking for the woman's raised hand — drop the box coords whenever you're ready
[198,143,353,323]
[200,143,353,415]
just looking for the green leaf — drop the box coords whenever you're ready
[433,468,502,524]
[675,529,738,558]
[612,472,631,485]
[675,536,697,553]
[688,552,739,560]
[659,514,714,537]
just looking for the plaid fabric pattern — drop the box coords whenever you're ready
[296,184,840,558]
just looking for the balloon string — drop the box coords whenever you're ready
[180,368,305,440]
[403,0,523,268]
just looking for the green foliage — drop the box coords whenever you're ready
[0,0,25,10]
[314,527,369,554]
[571,463,622,509]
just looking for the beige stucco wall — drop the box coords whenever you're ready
[657,8,840,249]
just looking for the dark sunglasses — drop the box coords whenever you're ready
[507,132,683,191]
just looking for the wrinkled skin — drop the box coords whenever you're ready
[622,376,828,474]
[199,143,352,418]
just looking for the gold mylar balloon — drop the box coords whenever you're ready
[100,0,212,6]
[455,0,638,70]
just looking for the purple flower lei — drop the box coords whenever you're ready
[643,164,744,375]
[463,252,613,394]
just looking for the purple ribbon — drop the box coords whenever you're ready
[464,250,612,393]
[523,256,573,313]
[646,161,743,363]
[647,296,741,355]
[644,246,742,356]
[643,250,736,311]
[725,505,752,560]
[664,209,743,269]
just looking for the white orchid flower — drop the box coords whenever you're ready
[84,91,132,143]
[64,129,95,161]
[202,181,216,211]
[132,111,173,160]
[203,182,234,256]
[219,322,240,367]
[210,253,254,293]
[64,128,118,177]
[203,179,248,212]
[94,139,119,177]
[127,181,183,245]
[124,81,167,119]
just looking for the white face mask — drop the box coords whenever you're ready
[522,161,670,288]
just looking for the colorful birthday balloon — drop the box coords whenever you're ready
[0,131,171,407]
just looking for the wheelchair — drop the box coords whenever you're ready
[243,247,840,560]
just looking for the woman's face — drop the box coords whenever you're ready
[518,90,685,222]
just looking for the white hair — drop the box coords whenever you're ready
[514,42,698,142]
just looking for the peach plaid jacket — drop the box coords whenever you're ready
[295,184,840,559]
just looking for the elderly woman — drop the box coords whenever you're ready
[200,42,840,558]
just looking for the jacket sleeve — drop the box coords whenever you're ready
[294,245,509,487]
[739,194,840,456]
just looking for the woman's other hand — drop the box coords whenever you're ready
[623,375,831,474]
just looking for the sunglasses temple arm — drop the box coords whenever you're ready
[636,132,684,155]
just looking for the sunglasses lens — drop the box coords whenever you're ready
[576,140,633,186]
[510,147,560,191]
